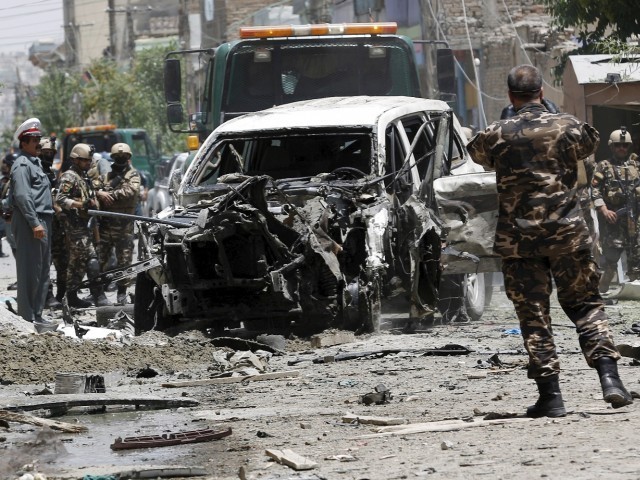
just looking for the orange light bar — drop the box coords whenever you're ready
[64,124,117,134]
[239,22,397,39]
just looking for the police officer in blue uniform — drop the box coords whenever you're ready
[9,118,54,323]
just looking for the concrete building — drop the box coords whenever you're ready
[0,52,44,136]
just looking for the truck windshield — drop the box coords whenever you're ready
[222,38,420,120]
[193,131,373,186]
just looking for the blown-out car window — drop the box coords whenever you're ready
[194,131,373,185]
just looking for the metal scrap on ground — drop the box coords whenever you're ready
[0,394,199,413]
[161,370,301,388]
[111,427,232,450]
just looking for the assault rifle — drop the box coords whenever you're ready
[86,209,194,228]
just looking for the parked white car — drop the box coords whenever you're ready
[135,96,498,333]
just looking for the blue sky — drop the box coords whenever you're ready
[0,0,64,54]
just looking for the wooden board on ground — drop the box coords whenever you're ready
[342,413,406,426]
[265,448,318,470]
[0,394,199,413]
[310,331,355,348]
[0,409,87,433]
[162,370,300,388]
[354,417,533,438]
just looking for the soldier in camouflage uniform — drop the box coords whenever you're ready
[467,65,632,417]
[591,128,640,292]
[38,137,64,309]
[94,143,140,305]
[55,143,110,308]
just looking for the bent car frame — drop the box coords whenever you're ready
[134,96,498,334]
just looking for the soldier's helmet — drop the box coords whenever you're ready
[39,137,57,151]
[609,128,633,146]
[70,143,93,160]
[110,143,132,161]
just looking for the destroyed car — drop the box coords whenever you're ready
[134,96,498,334]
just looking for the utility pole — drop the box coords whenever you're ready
[108,0,117,59]
[63,0,77,68]
[420,0,439,99]
[105,4,153,63]
[126,7,136,58]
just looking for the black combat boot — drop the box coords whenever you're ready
[594,357,633,408]
[92,288,111,307]
[55,283,66,304]
[45,290,62,309]
[526,374,567,418]
[87,258,110,307]
[66,290,92,309]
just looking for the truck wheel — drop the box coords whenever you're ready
[464,273,486,322]
[134,272,167,334]
[438,273,486,322]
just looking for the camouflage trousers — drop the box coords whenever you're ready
[98,220,134,288]
[502,250,620,379]
[64,222,98,292]
[51,214,68,295]
[598,213,640,279]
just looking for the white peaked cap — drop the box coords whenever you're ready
[13,118,42,143]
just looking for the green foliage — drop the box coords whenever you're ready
[31,68,82,136]
[543,0,640,44]
[28,43,187,157]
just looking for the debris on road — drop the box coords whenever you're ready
[341,413,406,426]
[110,427,232,450]
[0,394,199,413]
[355,417,534,438]
[0,409,87,433]
[311,344,472,364]
[161,370,301,388]
[265,448,318,470]
[361,384,391,405]
[310,330,356,348]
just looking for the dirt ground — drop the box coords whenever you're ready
[1,250,640,480]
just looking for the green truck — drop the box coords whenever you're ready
[163,22,455,140]
[61,124,161,186]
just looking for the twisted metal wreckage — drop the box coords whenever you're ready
[87,170,443,335]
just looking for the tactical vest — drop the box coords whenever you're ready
[99,167,140,214]
[58,169,94,222]
[597,156,640,208]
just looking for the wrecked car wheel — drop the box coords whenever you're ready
[134,272,169,334]
[341,276,381,333]
[360,277,382,333]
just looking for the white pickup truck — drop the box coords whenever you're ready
[134,96,498,334]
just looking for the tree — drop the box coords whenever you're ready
[28,43,185,156]
[542,0,640,45]
[31,68,83,137]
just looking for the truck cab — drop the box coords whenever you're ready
[61,124,161,186]
[163,22,455,140]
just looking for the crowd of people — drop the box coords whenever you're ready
[0,118,140,327]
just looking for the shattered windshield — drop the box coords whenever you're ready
[192,130,374,186]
